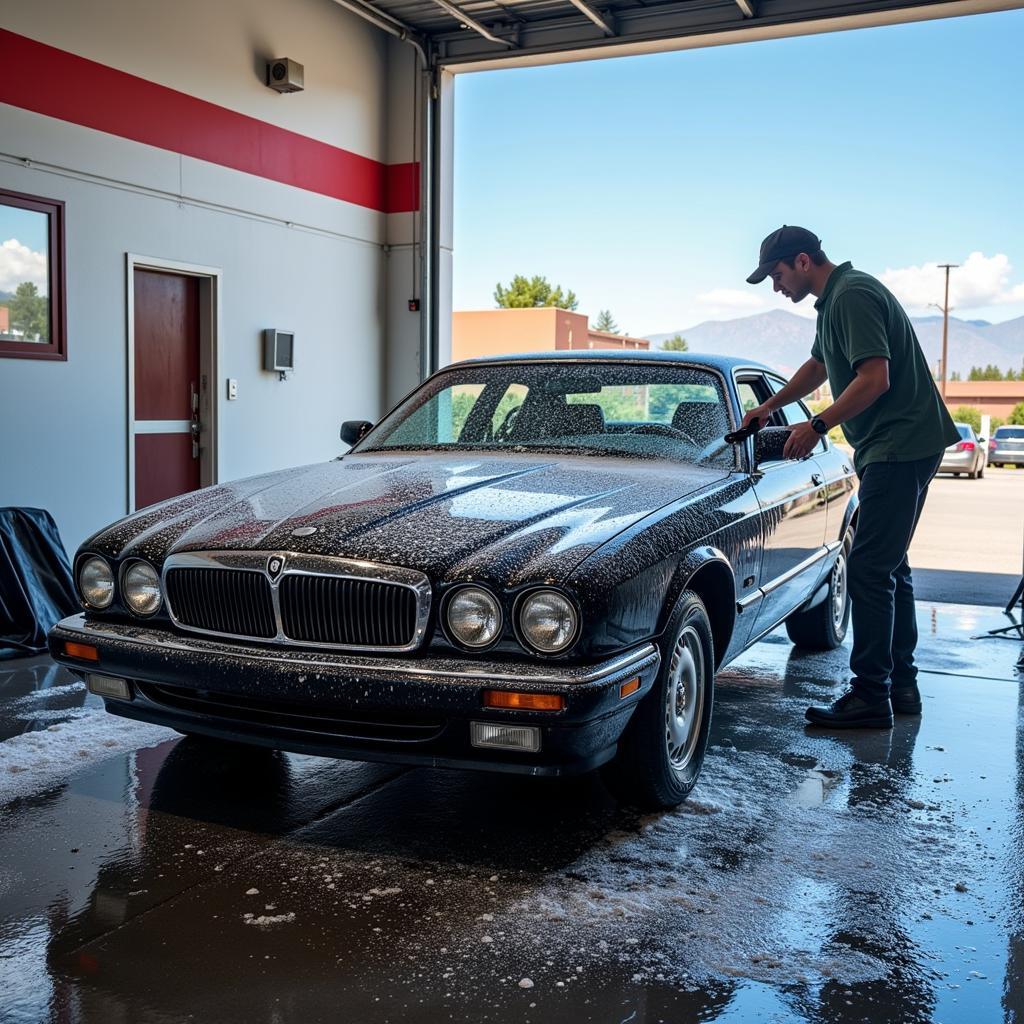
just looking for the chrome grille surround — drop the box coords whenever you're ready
[162,551,431,652]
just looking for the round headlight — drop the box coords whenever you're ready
[79,556,115,609]
[446,587,502,648]
[122,561,163,617]
[519,590,579,653]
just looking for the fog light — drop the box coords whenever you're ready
[470,721,541,753]
[87,674,132,700]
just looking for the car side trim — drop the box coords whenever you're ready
[759,545,830,597]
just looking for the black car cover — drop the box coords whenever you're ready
[0,508,78,659]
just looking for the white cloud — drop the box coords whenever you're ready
[0,238,48,295]
[880,251,1023,312]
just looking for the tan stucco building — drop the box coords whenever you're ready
[943,382,1024,419]
[451,308,649,363]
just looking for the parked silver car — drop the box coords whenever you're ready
[939,423,985,479]
[989,425,1024,468]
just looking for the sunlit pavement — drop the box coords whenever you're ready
[1,602,1022,1024]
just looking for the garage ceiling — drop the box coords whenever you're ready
[341,0,1022,68]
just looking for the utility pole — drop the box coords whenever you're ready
[938,263,958,398]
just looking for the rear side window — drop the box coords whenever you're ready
[765,375,826,452]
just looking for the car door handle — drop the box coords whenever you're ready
[811,472,824,486]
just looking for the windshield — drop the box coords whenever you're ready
[956,424,972,440]
[996,427,1024,439]
[355,362,735,466]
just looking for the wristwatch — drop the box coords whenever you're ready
[811,416,829,435]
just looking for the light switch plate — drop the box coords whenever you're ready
[227,378,238,400]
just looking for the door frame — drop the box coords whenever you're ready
[125,254,222,513]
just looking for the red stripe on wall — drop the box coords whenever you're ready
[0,28,419,214]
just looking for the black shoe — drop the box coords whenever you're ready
[805,689,894,729]
[890,683,922,715]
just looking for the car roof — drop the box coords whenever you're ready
[445,350,776,375]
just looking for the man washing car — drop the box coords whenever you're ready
[742,226,959,728]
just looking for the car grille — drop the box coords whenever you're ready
[166,568,277,639]
[164,560,424,649]
[280,575,417,647]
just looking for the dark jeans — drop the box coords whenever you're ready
[846,452,942,702]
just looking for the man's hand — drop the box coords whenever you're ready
[783,420,819,460]
[740,403,773,431]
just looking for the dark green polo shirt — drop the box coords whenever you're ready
[810,262,959,473]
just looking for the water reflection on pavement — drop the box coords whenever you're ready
[0,601,1021,1024]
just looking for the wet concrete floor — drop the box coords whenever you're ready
[1,601,1022,1024]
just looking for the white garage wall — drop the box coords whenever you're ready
[0,0,404,554]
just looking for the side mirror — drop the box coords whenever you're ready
[340,420,373,446]
[754,426,792,466]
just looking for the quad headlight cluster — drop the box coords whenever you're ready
[444,585,579,654]
[77,555,163,617]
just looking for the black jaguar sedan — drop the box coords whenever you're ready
[49,353,857,809]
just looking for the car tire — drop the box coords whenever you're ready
[601,591,714,810]
[785,532,852,651]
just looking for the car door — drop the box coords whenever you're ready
[737,373,829,635]
[766,373,854,548]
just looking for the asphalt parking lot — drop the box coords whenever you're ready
[1,599,1022,1024]
[909,465,1023,607]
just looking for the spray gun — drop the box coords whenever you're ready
[723,416,762,446]
[693,417,762,465]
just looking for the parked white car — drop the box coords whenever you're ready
[939,423,985,479]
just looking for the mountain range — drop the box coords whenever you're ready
[648,310,1024,378]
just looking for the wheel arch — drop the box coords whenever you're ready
[668,549,736,670]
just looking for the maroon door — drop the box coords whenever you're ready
[133,269,201,509]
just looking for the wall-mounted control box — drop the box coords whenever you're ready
[263,329,295,378]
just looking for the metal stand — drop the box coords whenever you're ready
[978,521,1024,670]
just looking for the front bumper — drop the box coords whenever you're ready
[48,614,660,777]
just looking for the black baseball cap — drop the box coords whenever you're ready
[746,225,822,284]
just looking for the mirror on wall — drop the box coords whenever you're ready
[0,189,66,361]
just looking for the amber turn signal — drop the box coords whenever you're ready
[619,676,640,699]
[63,641,99,662]
[483,690,565,712]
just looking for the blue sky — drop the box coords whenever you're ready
[0,206,49,296]
[453,9,1024,336]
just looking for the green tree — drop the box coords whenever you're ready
[494,275,578,311]
[594,309,618,333]
[660,335,689,352]
[1010,402,1024,426]
[950,405,982,434]
[950,371,962,382]
[8,282,48,341]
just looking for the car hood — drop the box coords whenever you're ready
[95,453,730,584]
